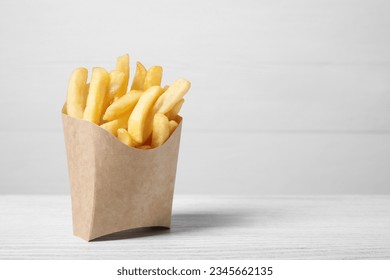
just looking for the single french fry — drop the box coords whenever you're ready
[151,113,170,148]
[116,111,132,129]
[100,111,131,136]
[83,68,109,124]
[103,90,142,121]
[66,68,88,118]
[169,120,179,135]
[101,70,125,116]
[108,70,125,99]
[138,145,151,150]
[154,79,190,114]
[117,128,137,147]
[165,98,184,120]
[143,66,162,90]
[83,83,90,103]
[128,86,163,144]
[131,62,147,90]
[162,85,170,92]
[115,54,129,99]
[100,120,120,136]
[142,110,156,146]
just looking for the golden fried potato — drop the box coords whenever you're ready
[165,98,184,120]
[128,86,163,144]
[154,79,190,114]
[66,68,88,118]
[83,83,90,103]
[138,145,152,150]
[101,70,125,115]
[143,66,162,90]
[83,68,109,124]
[100,111,131,136]
[65,54,191,149]
[168,120,179,135]
[103,90,142,121]
[117,128,137,147]
[108,70,125,99]
[131,62,147,90]
[151,113,170,148]
[162,85,170,92]
[115,54,129,99]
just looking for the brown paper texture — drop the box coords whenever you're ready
[61,108,182,241]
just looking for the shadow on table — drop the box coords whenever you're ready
[92,226,171,242]
[171,210,250,233]
[92,206,277,242]
[92,209,259,241]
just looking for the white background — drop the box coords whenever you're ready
[0,0,389,194]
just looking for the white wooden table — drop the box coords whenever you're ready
[0,195,389,259]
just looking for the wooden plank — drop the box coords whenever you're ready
[0,195,389,259]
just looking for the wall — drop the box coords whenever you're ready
[0,0,389,194]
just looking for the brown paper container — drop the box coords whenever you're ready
[61,108,182,241]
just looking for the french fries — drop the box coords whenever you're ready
[66,68,88,119]
[83,83,90,103]
[108,70,125,99]
[131,62,147,90]
[103,90,142,121]
[128,86,163,144]
[153,79,190,114]
[169,120,179,135]
[65,54,190,149]
[143,66,163,90]
[151,113,170,148]
[101,70,125,115]
[117,128,137,147]
[165,98,184,120]
[100,111,131,136]
[138,145,152,150]
[83,68,109,124]
[115,54,129,99]
[162,85,170,92]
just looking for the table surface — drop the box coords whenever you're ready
[0,195,389,260]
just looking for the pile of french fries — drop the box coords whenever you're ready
[65,54,190,149]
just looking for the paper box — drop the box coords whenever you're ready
[61,108,182,241]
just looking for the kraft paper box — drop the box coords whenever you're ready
[61,108,182,241]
